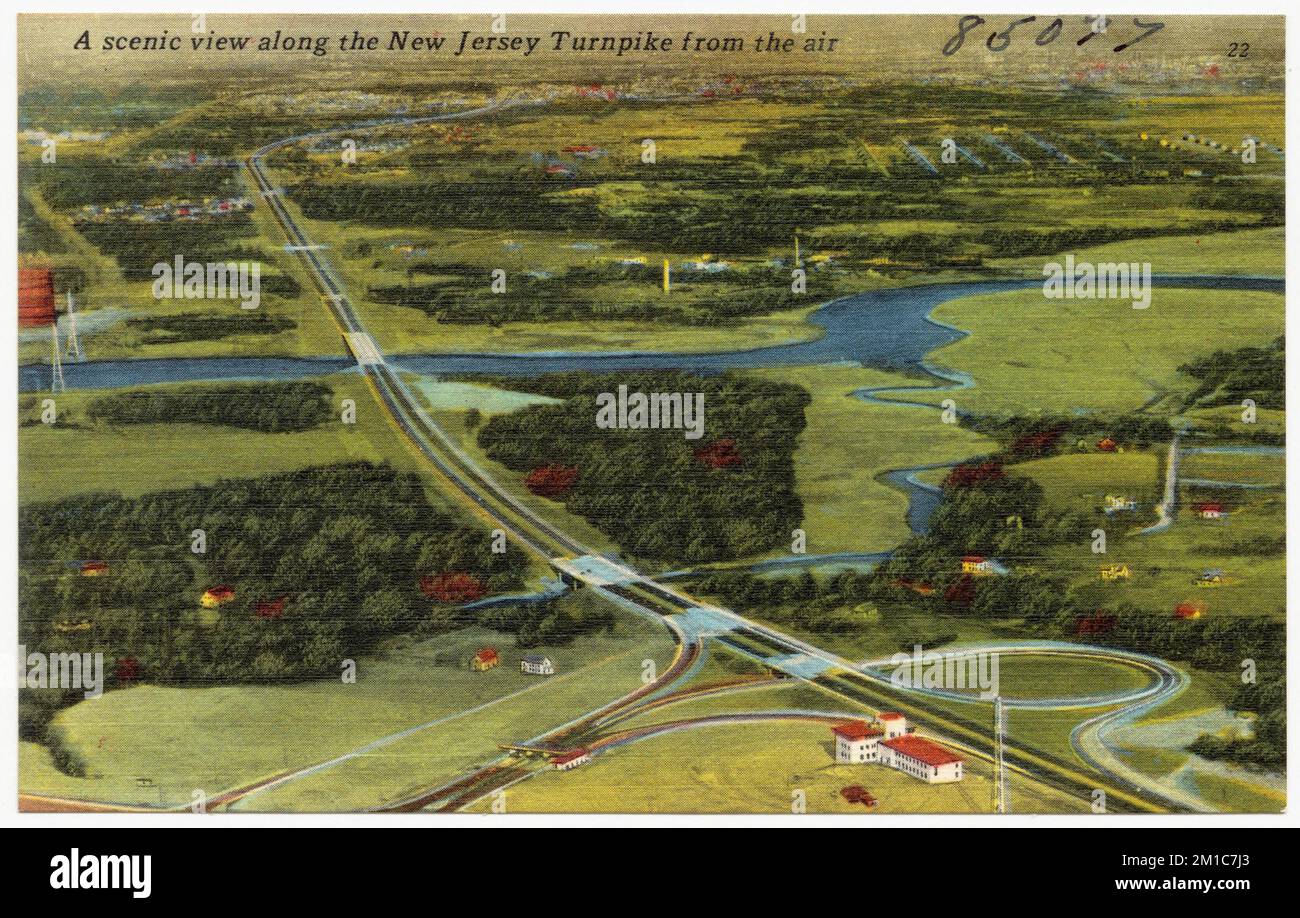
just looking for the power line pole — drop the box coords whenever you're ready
[994,695,1009,815]
[64,291,83,361]
[50,320,65,393]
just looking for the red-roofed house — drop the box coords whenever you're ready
[882,735,964,783]
[832,721,885,763]
[552,748,591,771]
[201,585,236,608]
[471,647,500,672]
[876,712,907,739]
[1193,502,1225,520]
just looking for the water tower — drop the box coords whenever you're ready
[18,267,56,328]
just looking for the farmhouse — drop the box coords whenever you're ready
[471,647,500,671]
[1105,495,1138,513]
[830,714,964,784]
[1100,564,1132,581]
[1197,569,1228,588]
[1193,502,1226,519]
[552,748,591,770]
[201,585,236,607]
[79,561,109,577]
[520,655,555,675]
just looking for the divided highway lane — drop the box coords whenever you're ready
[247,98,720,811]
[245,100,1192,815]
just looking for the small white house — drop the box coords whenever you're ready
[520,655,555,676]
[552,748,590,771]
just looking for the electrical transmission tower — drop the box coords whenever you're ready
[64,291,83,361]
[50,321,65,393]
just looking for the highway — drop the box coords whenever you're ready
[243,97,1198,816]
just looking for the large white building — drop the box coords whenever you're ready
[881,734,964,784]
[833,721,885,763]
[830,714,964,784]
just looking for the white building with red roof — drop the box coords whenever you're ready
[882,734,964,784]
[876,712,907,739]
[829,713,965,784]
[832,721,885,763]
[551,748,591,771]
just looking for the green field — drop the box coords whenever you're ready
[18,375,454,509]
[1014,449,1163,522]
[991,226,1285,278]
[745,363,994,556]
[884,287,1283,417]
[1181,450,1284,487]
[865,652,1156,702]
[1027,466,1285,621]
[464,717,1087,815]
[22,595,676,811]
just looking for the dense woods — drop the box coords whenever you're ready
[1180,336,1285,410]
[89,381,334,433]
[18,462,529,761]
[476,371,809,564]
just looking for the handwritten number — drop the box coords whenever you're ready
[988,17,1035,53]
[1114,19,1164,53]
[943,16,986,56]
[946,15,1164,55]
[1035,18,1063,46]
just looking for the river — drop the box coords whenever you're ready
[19,274,1284,543]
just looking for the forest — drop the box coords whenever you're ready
[368,259,833,325]
[124,311,297,344]
[18,462,530,771]
[89,381,334,433]
[1179,336,1285,410]
[475,371,809,564]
